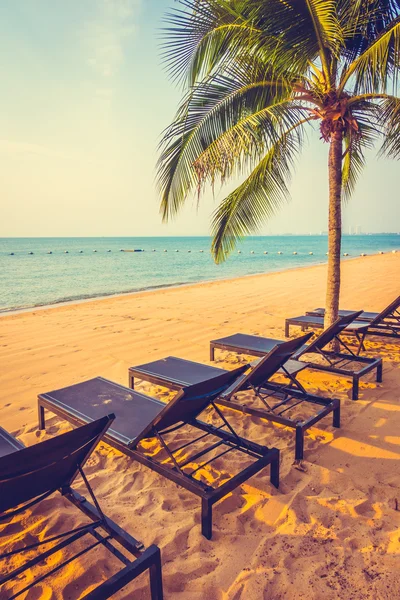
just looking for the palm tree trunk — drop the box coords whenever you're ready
[325,128,343,330]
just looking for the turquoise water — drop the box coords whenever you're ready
[0,235,399,312]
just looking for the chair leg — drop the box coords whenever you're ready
[38,403,46,430]
[149,548,164,600]
[295,426,304,461]
[352,375,359,401]
[270,451,280,488]
[210,345,215,361]
[377,361,383,383]
[129,374,135,389]
[285,320,290,337]
[333,402,340,428]
[201,498,212,540]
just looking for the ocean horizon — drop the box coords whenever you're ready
[1,234,399,312]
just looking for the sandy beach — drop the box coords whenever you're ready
[1,252,399,599]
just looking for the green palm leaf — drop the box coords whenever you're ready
[379,95,400,157]
[158,74,293,220]
[192,102,311,189]
[210,125,306,263]
[304,0,343,65]
[339,15,400,93]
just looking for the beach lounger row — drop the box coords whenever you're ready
[306,295,400,324]
[209,311,383,400]
[129,333,341,461]
[285,295,400,353]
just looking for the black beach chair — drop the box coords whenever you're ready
[0,417,163,600]
[38,371,280,540]
[129,334,341,462]
[285,296,400,353]
[306,294,400,324]
[295,311,382,399]
[209,312,382,400]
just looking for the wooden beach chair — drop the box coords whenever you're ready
[209,312,382,400]
[306,294,400,324]
[129,334,341,462]
[37,371,280,540]
[285,298,400,353]
[0,416,163,600]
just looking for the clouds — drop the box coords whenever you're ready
[82,0,141,77]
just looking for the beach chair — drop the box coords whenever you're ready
[306,294,400,325]
[37,371,280,540]
[285,295,400,354]
[209,312,382,400]
[0,416,163,600]
[129,334,341,462]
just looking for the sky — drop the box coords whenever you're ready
[0,0,399,238]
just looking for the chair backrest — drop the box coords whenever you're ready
[302,310,363,355]
[0,415,114,514]
[133,365,249,444]
[371,294,400,325]
[227,332,313,393]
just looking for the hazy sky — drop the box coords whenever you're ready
[1,0,399,237]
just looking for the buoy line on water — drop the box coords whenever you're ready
[6,248,395,257]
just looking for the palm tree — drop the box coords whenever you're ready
[158,0,400,328]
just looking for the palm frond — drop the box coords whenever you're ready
[342,97,386,199]
[210,124,307,263]
[161,0,349,90]
[304,0,343,67]
[341,125,376,200]
[339,15,400,93]
[187,22,262,86]
[339,0,400,61]
[161,0,262,85]
[193,102,311,191]
[378,96,400,157]
[158,74,292,221]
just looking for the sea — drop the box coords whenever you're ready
[0,235,399,313]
